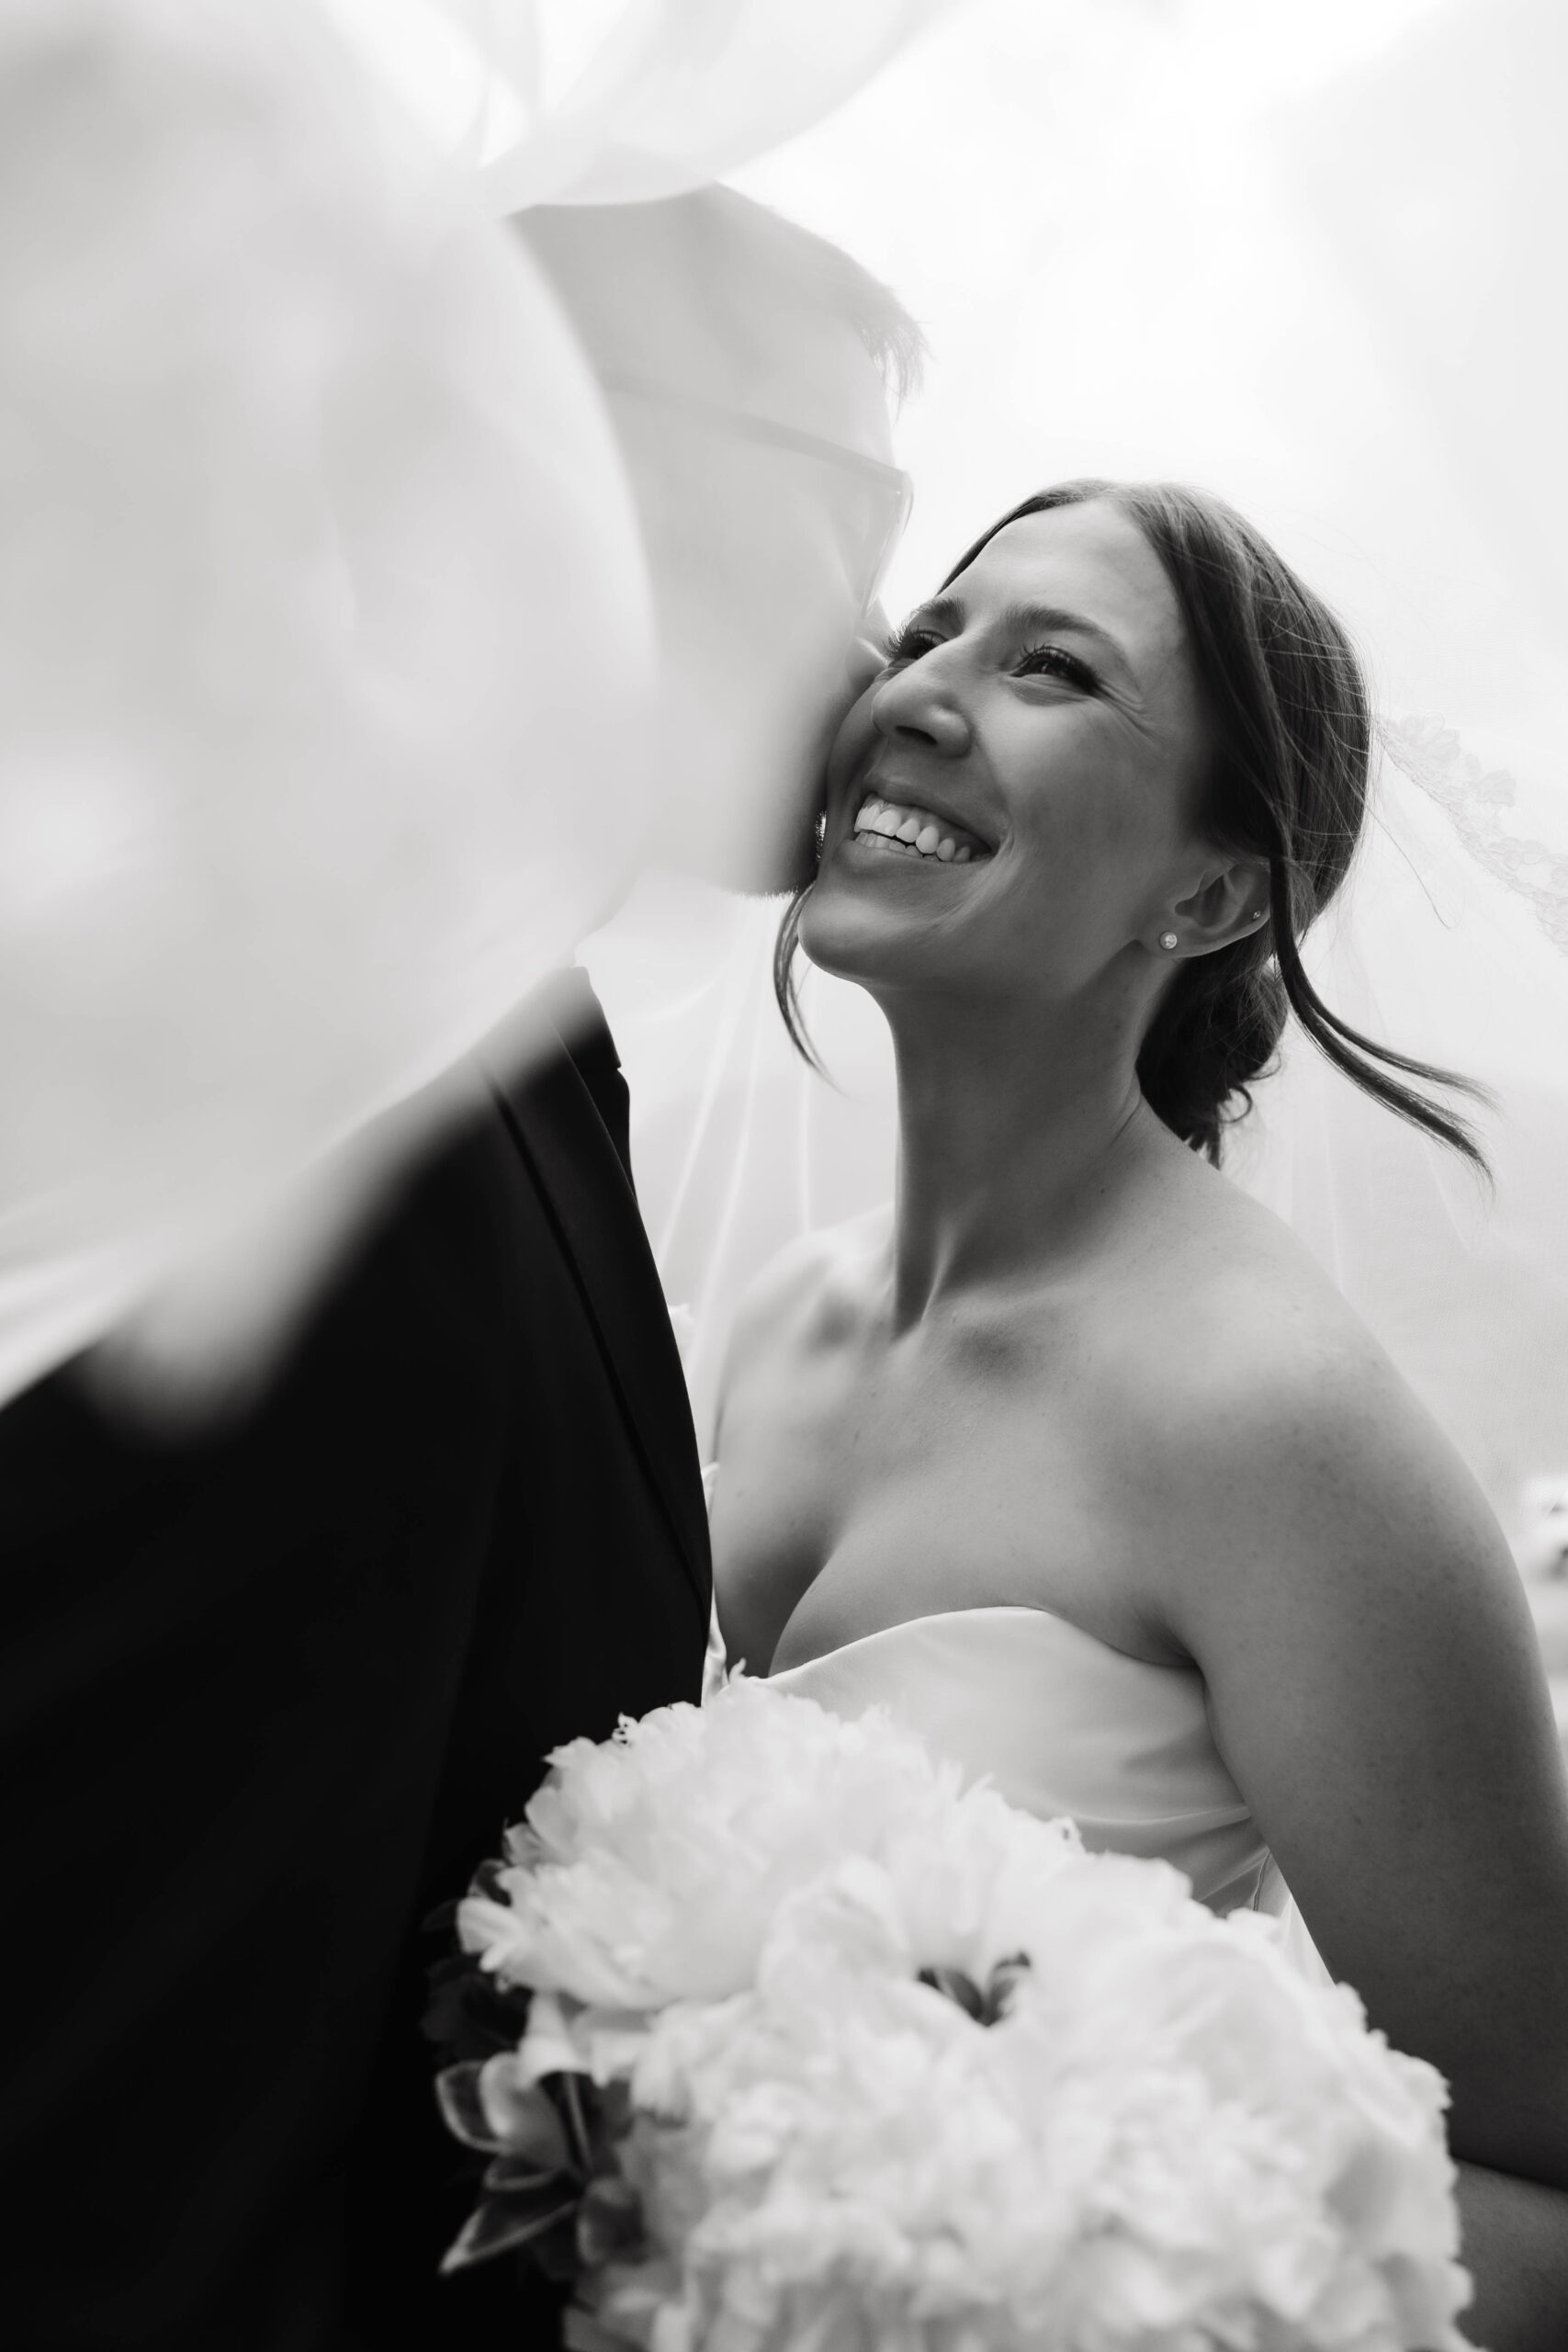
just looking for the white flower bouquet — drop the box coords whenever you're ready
[433,1679,1472,2352]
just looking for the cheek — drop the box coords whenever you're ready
[980,759,1183,977]
[824,687,883,801]
[1000,718,1176,888]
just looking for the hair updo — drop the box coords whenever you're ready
[775,477,1486,1170]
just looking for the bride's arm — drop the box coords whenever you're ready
[1159,1333,1568,2352]
[1451,2163,1568,2352]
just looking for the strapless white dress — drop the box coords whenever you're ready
[738,1602,1328,1981]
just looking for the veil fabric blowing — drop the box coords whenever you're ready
[581,0,1568,1542]
[0,0,950,1414]
[0,0,1562,1528]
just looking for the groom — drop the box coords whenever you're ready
[0,190,914,2352]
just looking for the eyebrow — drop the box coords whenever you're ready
[904,593,1132,671]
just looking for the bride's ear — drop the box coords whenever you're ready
[1159,858,1270,958]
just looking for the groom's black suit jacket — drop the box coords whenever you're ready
[0,967,711,2350]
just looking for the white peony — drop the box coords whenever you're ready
[457,1676,1070,2012]
[590,1852,1471,2352]
[446,1679,1472,2352]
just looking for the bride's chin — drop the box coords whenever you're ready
[797,879,923,984]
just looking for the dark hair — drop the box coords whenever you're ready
[688,187,926,406]
[776,478,1489,1170]
[518,187,925,407]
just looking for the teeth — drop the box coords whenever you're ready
[852,795,985,865]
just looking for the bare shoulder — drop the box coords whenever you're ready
[1118,1154,1511,1605]
[1134,1169,1568,2177]
[715,1207,891,1419]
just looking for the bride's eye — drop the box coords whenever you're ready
[881,620,943,666]
[1014,642,1098,691]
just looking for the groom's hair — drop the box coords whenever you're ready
[513,187,924,411]
[674,186,925,405]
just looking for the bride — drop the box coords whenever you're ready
[707,481,1568,2350]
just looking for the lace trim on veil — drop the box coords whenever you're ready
[1381,715,1568,955]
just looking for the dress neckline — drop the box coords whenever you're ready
[767,1602,1194,1682]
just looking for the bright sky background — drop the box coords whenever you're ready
[332,0,1566,792]
[329,0,1568,1506]
[324,0,1561,808]
[729,0,1565,815]
[706,0,1568,1506]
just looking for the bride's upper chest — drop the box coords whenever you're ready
[712,1281,1178,1669]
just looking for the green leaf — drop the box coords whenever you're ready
[435,2063,504,2153]
[483,2152,570,2197]
[563,2306,639,2351]
[917,1964,985,2022]
[440,2190,581,2275]
[480,2065,574,2172]
[576,2176,645,2269]
[552,2067,597,2175]
[980,1952,1032,2027]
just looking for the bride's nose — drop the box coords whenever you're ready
[870,653,972,759]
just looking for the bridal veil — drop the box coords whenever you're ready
[583,0,1568,1551]
[0,0,1562,1541]
[0,0,946,1409]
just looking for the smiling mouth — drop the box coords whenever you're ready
[851,794,991,865]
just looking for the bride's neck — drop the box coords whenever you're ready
[886,989,1150,1328]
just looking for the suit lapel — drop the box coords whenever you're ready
[488,984,711,1617]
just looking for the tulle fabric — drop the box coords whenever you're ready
[0,0,945,1410]
[6,0,1564,1469]
[0,0,661,1408]
[588,789,1568,1535]
[584,775,1568,1524]
[326,0,958,210]
[586,0,1568,1532]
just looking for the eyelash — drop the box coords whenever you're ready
[881,621,940,665]
[881,623,1099,693]
[1016,642,1100,691]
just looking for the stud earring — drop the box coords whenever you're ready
[1159,932,1179,952]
